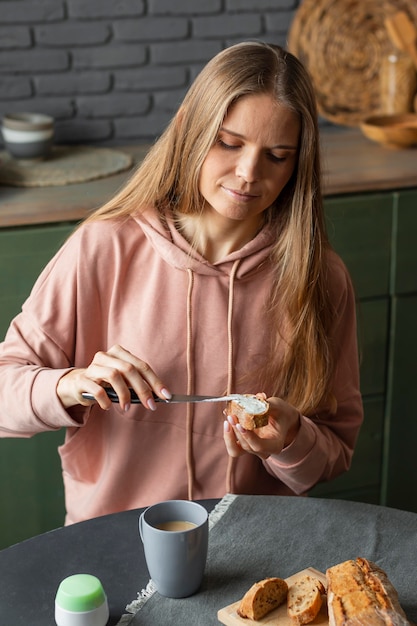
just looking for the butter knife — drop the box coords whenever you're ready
[82,388,239,404]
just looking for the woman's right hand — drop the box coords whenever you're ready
[56,344,172,411]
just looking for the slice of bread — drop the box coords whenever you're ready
[237,577,288,620]
[287,575,326,624]
[225,393,269,430]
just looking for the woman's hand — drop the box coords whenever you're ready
[56,344,171,411]
[223,396,301,460]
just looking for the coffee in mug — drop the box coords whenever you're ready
[155,520,197,531]
[139,500,208,598]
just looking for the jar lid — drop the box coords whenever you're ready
[55,574,106,612]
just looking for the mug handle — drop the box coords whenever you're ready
[139,512,145,542]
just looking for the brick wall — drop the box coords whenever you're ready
[0,0,301,145]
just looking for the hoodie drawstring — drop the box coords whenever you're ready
[225,259,240,493]
[185,259,241,501]
[185,268,195,501]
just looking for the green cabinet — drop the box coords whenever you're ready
[0,223,75,338]
[383,295,417,510]
[0,223,74,549]
[383,189,417,511]
[0,430,65,548]
[0,187,416,549]
[324,193,393,298]
[310,193,391,504]
[311,190,417,512]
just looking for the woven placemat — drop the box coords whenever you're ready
[0,145,133,187]
[288,0,417,126]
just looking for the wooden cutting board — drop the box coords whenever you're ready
[217,567,328,626]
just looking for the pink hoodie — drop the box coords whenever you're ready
[0,208,363,524]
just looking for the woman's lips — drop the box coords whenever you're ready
[222,186,259,201]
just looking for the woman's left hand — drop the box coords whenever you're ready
[223,396,301,460]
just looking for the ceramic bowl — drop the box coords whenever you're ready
[360,113,417,148]
[1,112,54,159]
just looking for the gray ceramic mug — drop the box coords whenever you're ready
[139,500,209,598]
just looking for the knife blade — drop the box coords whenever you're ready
[81,388,239,404]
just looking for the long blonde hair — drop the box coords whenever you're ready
[87,41,335,415]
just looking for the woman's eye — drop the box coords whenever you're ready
[218,139,239,150]
[217,139,288,163]
[268,153,286,163]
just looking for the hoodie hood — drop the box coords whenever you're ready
[133,207,277,278]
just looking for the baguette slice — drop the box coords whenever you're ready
[326,557,410,626]
[287,575,326,624]
[237,577,288,620]
[226,393,269,430]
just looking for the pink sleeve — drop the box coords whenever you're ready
[0,231,90,437]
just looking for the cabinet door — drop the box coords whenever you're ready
[358,298,389,397]
[0,431,65,549]
[383,295,417,512]
[0,223,75,338]
[310,396,384,504]
[321,195,392,503]
[391,190,417,295]
[382,191,417,512]
[324,196,392,397]
[310,298,388,503]
[325,194,392,299]
[0,223,74,548]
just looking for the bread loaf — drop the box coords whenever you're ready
[237,577,288,620]
[226,393,269,430]
[326,557,410,626]
[287,575,326,624]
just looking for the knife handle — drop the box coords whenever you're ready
[81,388,163,404]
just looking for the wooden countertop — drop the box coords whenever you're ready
[1,128,416,228]
[321,127,417,196]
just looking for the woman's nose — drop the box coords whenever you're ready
[235,150,261,182]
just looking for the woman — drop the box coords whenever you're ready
[0,42,363,524]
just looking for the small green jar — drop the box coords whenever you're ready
[55,574,109,626]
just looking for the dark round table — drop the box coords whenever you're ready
[1,495,416,625]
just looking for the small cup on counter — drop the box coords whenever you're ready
[1,112,54,160]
